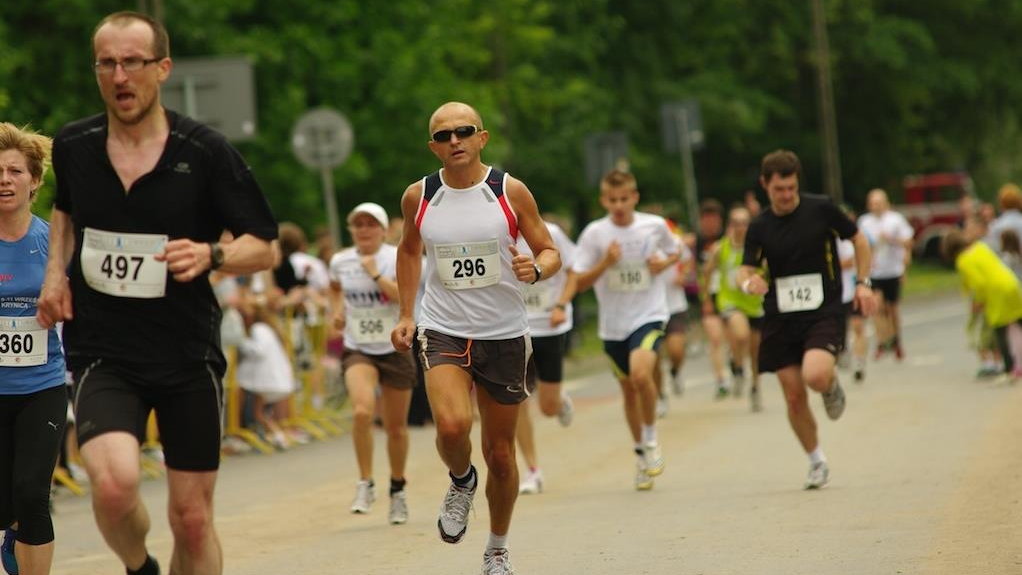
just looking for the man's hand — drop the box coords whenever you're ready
[550,305,567,328]
[744,274,769,296]
[603,240,622,267]
[157,239,213,282]
[391,317,416,352]
[509,245,537,283]
[36,274,73,328]
[854,284,877,316]
[647,255,671,275]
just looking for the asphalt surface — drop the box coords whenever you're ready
[47,294,1022,574]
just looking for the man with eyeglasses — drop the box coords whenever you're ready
[391,101,560,575]
[37,11,276,575]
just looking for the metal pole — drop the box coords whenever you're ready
[320,166,341,248]
[811,0,844,203]
[677,111,700,233]
[313,126,341,247]
[182,76,198,118]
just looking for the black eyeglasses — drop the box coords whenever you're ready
[94,57,161,75]
[431,125,480,143]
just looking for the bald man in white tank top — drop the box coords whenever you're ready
[391,102,560,575]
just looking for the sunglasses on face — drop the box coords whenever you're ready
[431,125,479,143]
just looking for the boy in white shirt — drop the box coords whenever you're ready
[573,170,680,490]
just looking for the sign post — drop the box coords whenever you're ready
[661,101,704,231]
[291,108,354,247]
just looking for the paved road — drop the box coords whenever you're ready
[49,294,1022,574]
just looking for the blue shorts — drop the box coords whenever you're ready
[603,322,665,378]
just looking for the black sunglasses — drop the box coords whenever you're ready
[431,125,480,143]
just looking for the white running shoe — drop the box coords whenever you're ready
[656,395,669,419]
[437,480,476,543]
[670,370,684,396]
[350,480,375,514]
[732,373,745,398]
[750,386,763,413]
[634,460,654,491]
[804,461,830,490]
[518,469,544,495]
[643,442,665,477]
[822,377,846,420]
[557,393,574,427]
[389,490,408,525]
[481,547,515,575]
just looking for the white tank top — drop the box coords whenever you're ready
[415,167,528,340]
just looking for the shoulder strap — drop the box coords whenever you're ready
[423,172,443,202]
[484,168,506,198]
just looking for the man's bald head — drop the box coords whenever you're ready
[429,102,483,134]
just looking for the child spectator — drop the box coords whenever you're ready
[943,218,1022,377]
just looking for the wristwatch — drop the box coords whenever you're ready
[530,264,543,284]
[856,278,872,288]
[209,242,225,270]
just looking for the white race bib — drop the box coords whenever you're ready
[349,306,399,345]
[435,240,501,290]
[81,228,168,298]
[522,283,552,314]
[0,317,48,367]
[608,261,651,292]
[776,273,824,313]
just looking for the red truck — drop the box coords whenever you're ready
[894,172,974,259]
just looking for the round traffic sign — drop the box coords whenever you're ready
[291,108,354,170]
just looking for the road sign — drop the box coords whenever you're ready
[661,101,704,153]
[584,132,629,187]
[161,56,256,141]
[290,108,355,248]
[291,108,354,170]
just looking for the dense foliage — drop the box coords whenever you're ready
[3,0,1020,236]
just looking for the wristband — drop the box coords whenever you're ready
[371,273,382,282]
[553,303,566,311]
[741,278,752,294]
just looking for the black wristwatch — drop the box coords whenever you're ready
[856,278,872,288]
[530,264,543,284]
[209,242,225,270]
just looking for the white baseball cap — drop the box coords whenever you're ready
[347,202,389,229]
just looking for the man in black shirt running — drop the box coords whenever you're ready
[738,150,875,490]
[37,11,276,575]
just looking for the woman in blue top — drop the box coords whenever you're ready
[0,123,66,575]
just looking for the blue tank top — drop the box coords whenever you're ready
[0,216,65,395]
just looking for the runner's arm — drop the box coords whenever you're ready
[37,207,75,327]
[395,183,424,321]
[508,178,560,282]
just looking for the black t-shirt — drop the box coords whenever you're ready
[53,110,278,375]
[743,194,857,318]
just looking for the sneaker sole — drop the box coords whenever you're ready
[351,507,371,514]
[635,479,654,491]
[437,518,467,544]
[804,481,829,490]
[390,517,408,525]
[646,463,664,477]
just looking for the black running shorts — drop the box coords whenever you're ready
[527,333,567,385]
[758,313,846,373]
[73,359,224,471]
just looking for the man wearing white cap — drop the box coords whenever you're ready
[392,102,560,574]
[329,202,418,525]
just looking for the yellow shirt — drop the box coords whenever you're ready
[956,241,1022,327]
